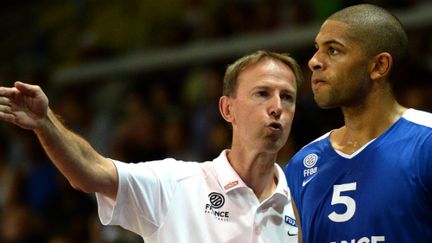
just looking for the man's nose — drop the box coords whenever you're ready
[308,52,323,71]
[269,96,282,119]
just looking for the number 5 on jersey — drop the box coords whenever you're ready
[328,182,357,222]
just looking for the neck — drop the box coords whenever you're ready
[332,95,407,154]
[227,149,278,202]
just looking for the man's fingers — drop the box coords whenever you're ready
[0,82,41,98]
[0,103,12,112]
[0,96,11,105]
[0,86,17,97]
[0,100,13,122]
[0,108,15,123]
[14,81,40,96]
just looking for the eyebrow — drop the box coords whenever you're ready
[315,39,346,48]
[252,85,296,93]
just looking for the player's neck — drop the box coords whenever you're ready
[332,99,407,154]
[343,98,405,130]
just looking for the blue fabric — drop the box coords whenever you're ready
[285,112,432,243]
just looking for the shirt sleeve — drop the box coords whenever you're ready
[96,158,178,237]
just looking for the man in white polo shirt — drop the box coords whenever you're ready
[0,50,303,242]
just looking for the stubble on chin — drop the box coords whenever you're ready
[313,87,342,109]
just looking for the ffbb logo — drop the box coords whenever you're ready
[204,192,229,221]
[208,192,224,208]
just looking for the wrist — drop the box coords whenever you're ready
[34,109,58,135]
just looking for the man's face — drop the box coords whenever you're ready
[227,58,297,153]
[308,20,372,109]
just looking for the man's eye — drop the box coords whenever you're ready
[328,47,339,55]
[256,91,268,97]
[281,94,294,102]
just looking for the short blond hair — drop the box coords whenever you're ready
[222,50,303,97]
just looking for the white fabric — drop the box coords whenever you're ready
[403,108,432,128]
[96,150,298,243]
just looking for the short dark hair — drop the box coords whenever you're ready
[222,50,303,97]
[328,4,408,80]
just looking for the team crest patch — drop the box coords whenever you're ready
[303,153,318,168]
[204,192,229,221]
[208,192,225,209]
[302,153,318,186]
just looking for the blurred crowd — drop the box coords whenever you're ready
[0,0,431,242]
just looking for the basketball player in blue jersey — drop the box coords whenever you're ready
[285,4,432,243]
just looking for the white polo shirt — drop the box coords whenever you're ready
[96,150,298,243]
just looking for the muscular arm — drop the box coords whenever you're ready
[36,109,118,199]
[0,82,118,199]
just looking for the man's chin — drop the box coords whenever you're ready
[315,101,338,109]
[314,96,341,109]
[263,139,286,153]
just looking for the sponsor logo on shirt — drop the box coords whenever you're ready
[224,180,239,190]
[302,153,318,187]
[285,215,297,227]
[204,192,229,221]
[285,215,298,236]
[302,173,318,187]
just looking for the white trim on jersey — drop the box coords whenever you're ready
[403,108,432,128]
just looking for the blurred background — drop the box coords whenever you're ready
[0,0,431,242]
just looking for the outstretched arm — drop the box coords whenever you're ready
[0,81,118,199]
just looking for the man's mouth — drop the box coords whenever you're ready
[269,122,282,131]
[312,78,326,86]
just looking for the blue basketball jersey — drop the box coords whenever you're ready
[285,109,432,243]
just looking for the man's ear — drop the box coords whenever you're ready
[219,96,234,123]
[370,52,392,80]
